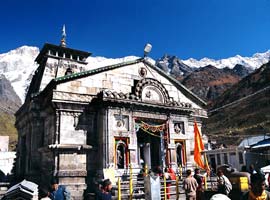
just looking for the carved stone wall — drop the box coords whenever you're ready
[60,112,87,145]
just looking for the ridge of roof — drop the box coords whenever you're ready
[55,58,143,82]
[35,43,91,64]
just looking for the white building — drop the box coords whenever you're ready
[0,136,16,176]
[205,147,246,171]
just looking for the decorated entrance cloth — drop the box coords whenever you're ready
[140,121,166,132]
[135,121,167,138]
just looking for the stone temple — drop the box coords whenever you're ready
[15,38,207,199]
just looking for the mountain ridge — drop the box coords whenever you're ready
[1,45,270,103]
[183,50,270,69]
[1,45,270,149]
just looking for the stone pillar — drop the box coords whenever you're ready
[129,116,139,168]
[29,116,43,183]
[58,152,87,200]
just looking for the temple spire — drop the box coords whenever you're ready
[60,24,66,47]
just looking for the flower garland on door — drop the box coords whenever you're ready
[135,121,167,138]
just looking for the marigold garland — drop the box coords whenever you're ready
[135,121,167,138]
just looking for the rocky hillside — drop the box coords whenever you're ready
[0,75,21,150]
[203,61,270,146]
[156,55,194,80]
[0,75,21,110]
[156,55,259,102]
[181,65,244,103]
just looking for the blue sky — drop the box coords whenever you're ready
[1,0,270,60]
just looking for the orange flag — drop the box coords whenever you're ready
[194,120,205,169]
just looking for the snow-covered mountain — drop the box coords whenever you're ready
[86,56,139,70]
[0,46,39,103]
[0,45,270,104]
[0,46,139,103]
[183,50,270,70]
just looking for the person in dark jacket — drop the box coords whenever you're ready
[194,168,204,200]
[96,179,112,200]
[241,172,270,200]
[49,178,71,200]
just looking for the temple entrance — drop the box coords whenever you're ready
[137,129,161,170]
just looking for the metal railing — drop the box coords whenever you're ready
[113,165,219,199]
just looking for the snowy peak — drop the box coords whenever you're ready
[0,46,140,103]
[1,45,270,104]
[0,46,39,102]
[157,51,270,102]
[183,50,270,70]
[0,46,39,63]
[86,56,139,70]
[156,55,193,78]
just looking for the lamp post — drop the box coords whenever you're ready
[143,43,152,57]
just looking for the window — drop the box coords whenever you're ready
[224,153,228,164]
[58,52,63,58]
[239,152,244,164]
[174,122,185,134]
[217,154,221,165]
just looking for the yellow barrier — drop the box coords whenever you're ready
[176,176,179,200]
[145,164,148,175]
[164,175,167,200]
[204,175,208,190]
[179,164,182,180]
[118,177,121,200]
[129,165,133,200]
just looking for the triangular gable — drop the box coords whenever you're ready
[53,58,206,108]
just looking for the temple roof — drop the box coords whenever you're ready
[54,58,207,107]
[35,43,91,64]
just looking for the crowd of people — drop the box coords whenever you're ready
[36,164,270,200]
[182,165,270,200]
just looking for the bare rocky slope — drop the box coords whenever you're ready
[0,75,21,150]
[202,61,270,146]
[156,55,252,102]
